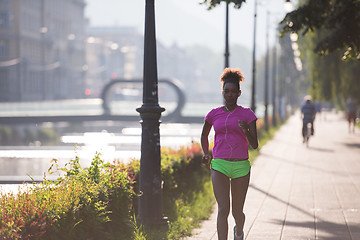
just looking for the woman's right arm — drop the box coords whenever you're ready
[201,121,212,164]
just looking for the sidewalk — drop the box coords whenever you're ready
[187,111,360,239]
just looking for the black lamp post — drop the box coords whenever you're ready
[41,0,46,100]
[271,34,278,127]
[252,0,292,116]
[278,36,285,120]
[250,0,258,113]
[280,0,293,119]
[224,2,230,68]
[264,11,270,131]
[136,0,167,227]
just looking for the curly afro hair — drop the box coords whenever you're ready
[220,68,245,91]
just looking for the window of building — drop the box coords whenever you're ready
[0,40,8,56]
[0,11,9,29]
[0,70,9,101]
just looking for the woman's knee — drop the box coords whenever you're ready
[232,210,245,222]
[218,204,230,218]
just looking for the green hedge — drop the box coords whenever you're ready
[0,126,60,146]
[0,143,210,239]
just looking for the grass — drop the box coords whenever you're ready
[167,177,214,239]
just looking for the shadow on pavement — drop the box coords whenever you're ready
[249,184,323,221]
[259,153,346,177]
[343,143,360,149]
[270,219,359,240]
[307,146,334,152]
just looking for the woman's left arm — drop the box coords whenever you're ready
[239,120,258,149]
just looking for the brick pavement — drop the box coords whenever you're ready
[187,111,360,240]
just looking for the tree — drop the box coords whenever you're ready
[280,0,360,60]
[295,7,360,104]
[200,0,246,10]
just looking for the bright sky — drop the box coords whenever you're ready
[85,0,292,55]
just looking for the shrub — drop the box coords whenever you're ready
[0,126,22,145]
[0,188,55,239]
[0,153,137,239]
[37,128,60,145]
[0,142,209,239]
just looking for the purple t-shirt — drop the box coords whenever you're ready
[205,106,257,159]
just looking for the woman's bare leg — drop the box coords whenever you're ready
[212,169,231,240]
[231,172,250,237]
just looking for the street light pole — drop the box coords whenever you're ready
[136,0,167,227]
[250,0,258,113]
[41,0,46,100]
[278,36,286,120]
[264,11,269,131]
[280,0,293,119]
[272,34,278,126]
[224,2,230,68]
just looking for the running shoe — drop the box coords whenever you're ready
[233,226,244,240]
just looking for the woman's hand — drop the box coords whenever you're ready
[202,155,211,164]
[240,120,259,149]
[238,120,249,132]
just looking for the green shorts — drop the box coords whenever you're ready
[211,158,251,179]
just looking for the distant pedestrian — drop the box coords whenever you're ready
[201,68,258,240]
[301,96,316,142]
[346,98,357,133]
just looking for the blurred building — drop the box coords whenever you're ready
[0,0,86,102]
[85,26,144,97]
[86,26,205,103]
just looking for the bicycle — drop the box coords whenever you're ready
[304,123,312,147]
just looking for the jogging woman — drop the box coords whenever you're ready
[201,68,258,240]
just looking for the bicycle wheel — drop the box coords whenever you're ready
[306,123,311,147]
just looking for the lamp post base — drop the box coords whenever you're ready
[136,104,168,229]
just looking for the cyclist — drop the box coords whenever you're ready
[301,96,316,143]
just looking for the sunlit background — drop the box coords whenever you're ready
[0,0,301,185]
